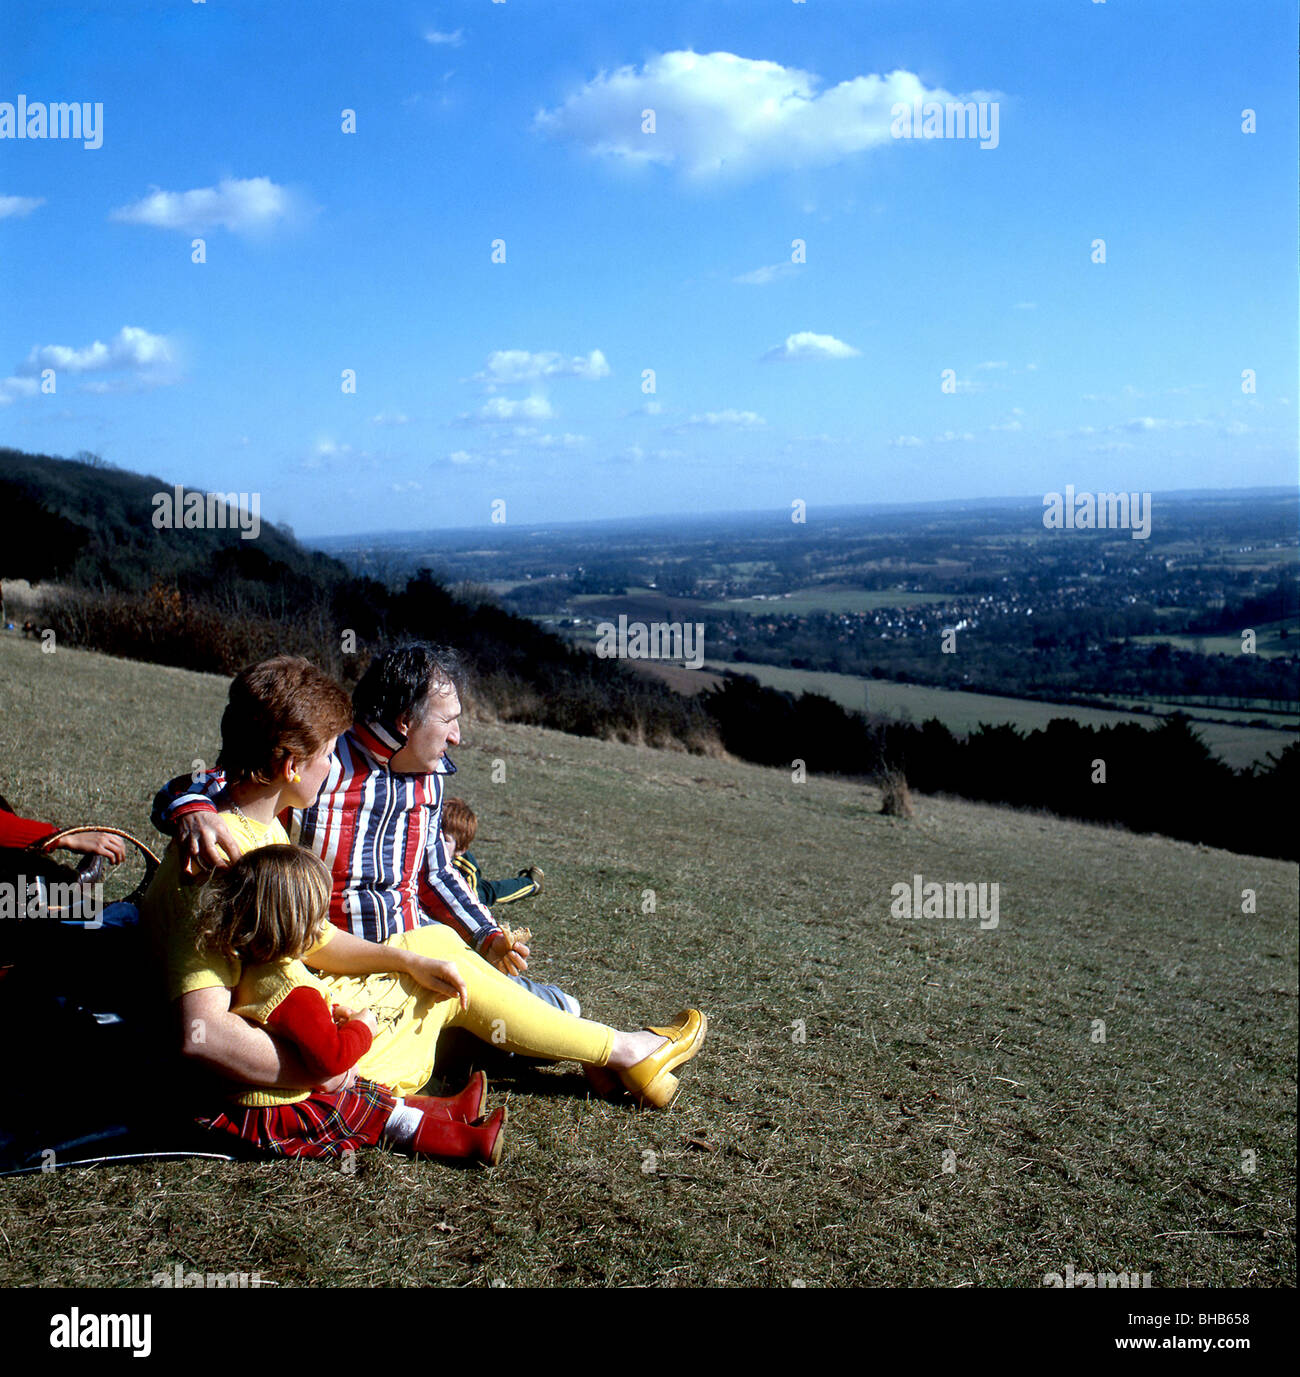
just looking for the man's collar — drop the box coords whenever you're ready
[349,719,456,774]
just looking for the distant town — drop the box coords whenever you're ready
[319,490,1299,731]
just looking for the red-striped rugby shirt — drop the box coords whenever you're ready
[153,719,500,951]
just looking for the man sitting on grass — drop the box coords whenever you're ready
[153,643,576,1021]
[146,648,705,1109]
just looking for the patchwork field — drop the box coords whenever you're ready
[1132,617,1299,661]
[0,633,1295,1287]
[702,586,953,615]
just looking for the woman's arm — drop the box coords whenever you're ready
[177,985,353,1091]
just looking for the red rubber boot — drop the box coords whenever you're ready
[410,1105,507,1166]
[405,1071,489,1123]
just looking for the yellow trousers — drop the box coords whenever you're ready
[315,925,614,1098]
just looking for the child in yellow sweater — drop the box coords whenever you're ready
[195,845,505,1165]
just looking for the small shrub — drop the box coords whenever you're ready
[878,768,914,818]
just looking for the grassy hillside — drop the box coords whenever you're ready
[0,632,1295,1287]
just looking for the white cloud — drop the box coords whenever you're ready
[462,395,555,424]
[111,176,300,234]
[976,360,1008,370]
[0,194,45,219]
[1123,416,1207,432]
[11,326,177,397]
[989,418,1022,432]
[18,325,173,376]
[390,480,422,493]
[608,444,686,464]
[933,430,975,443]
[1077,415,1227,439]
[1013,302,1037,311]
[1127,415,1237,436]
[300,439,387,472]
[474,348,609,385]
[371,411,410,426]
[423,28,463,46]
[0,376,40,405]
[671,408,766,430]
[762,331,859,362]
[734,262,800,286]
[889,435,923,448]
[534,49,980,181]
[448,450,476,465]
[302,438,357,469]
[536,432,588,449]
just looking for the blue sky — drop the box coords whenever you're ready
[1,0,1296,537]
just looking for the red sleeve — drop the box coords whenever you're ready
[0,812,59,849]
[265,986,374,1078]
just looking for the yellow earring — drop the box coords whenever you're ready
[291,772,302,783]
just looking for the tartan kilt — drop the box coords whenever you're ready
[197,1078,397,1160]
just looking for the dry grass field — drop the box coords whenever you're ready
[0,633,1294,1287]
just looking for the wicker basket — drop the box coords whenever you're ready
[29,825,160,915]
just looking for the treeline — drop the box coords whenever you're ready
[34,576,724,755]
[701,674,1298,861]
[1189,576,1299,635]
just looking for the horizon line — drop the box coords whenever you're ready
[308,484,1300,546]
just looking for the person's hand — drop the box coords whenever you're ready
[404,955,470,1010]
[317,1066,358,1094]
[332,1004,378,1034]
[486,930,529,977]
[55,831,127,863]
[175,811,242,876]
